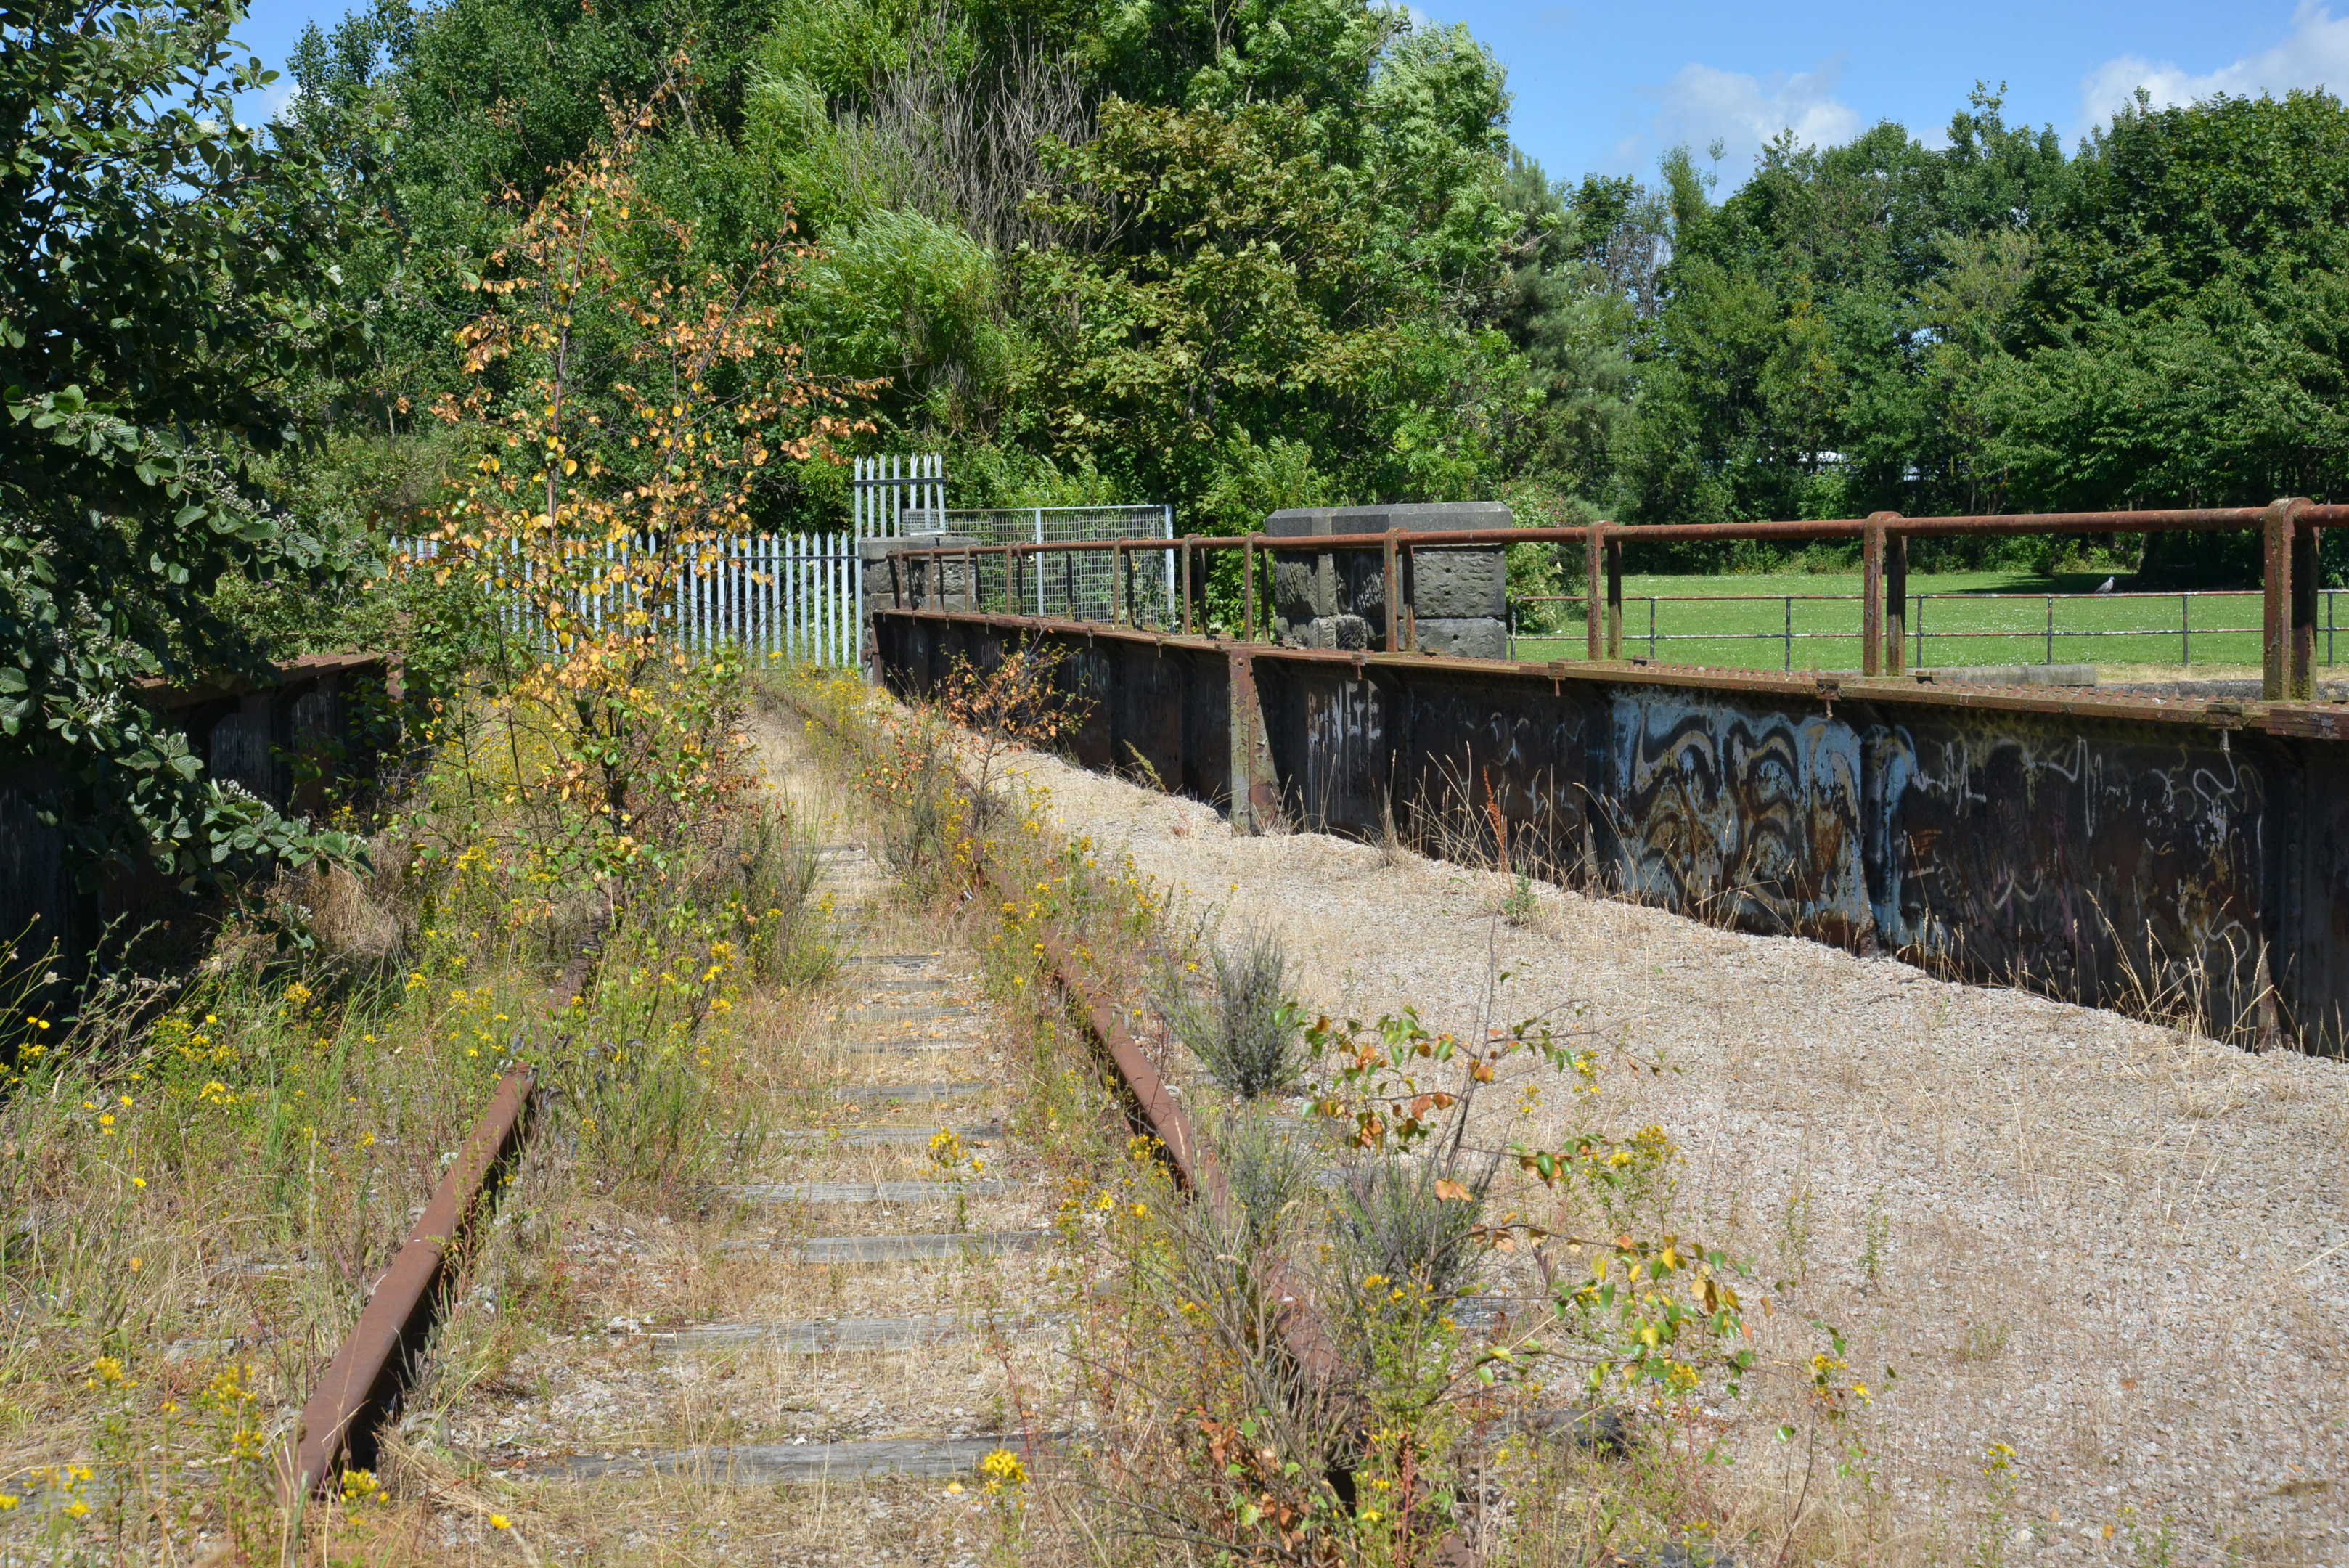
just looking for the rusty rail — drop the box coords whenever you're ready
[1019,920,1342,1388]
[885,500,2345,701]
[279,912,612,1500]
[279,1066,536,1498]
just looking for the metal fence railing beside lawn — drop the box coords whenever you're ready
[1509,588,2345,671]
[876,499,2349,701]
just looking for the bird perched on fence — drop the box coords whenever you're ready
[2096,577,2116,594]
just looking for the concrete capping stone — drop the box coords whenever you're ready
[1264,501,1514,536]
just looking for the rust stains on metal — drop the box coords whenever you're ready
[873,610,2349,1053]
[281,912,610,1499]
[1021,921,1343,1387]
[279,1065,536,1498]
[1227,648,1283,834]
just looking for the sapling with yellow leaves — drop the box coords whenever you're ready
[407,101,874,889]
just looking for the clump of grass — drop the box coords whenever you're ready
[1501,870,1540,927]
[1213,1104,1314,1249]
[1858,1185,1890,1289]
[874,735,965,903]
[1156,928,1305,1098]
[1955,1321,2011,1363]
[728,801,834,987]
[1328,1155,1490,1314]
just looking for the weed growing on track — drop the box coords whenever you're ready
[1329,1156,1491,1320]
[1156,927,1307,1098]
[777,658,2004,1567]
[1212,1104,1314,1250]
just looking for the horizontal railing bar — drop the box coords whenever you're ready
[1518,589,2281,603]
[881,505,2349,563]
[1513,631,2268,648]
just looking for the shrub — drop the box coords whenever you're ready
[1212,1103,1315,1249]
[1158,927,1304,1098]
[1329,1154,1490,1315]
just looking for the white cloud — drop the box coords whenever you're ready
[2079,2,2349,129]
[230,75,298,129]
[1602,58,1862,176]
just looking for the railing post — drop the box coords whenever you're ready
[2181,592,2190,669]
[1861,512,1890,676]
[1883,520,1908,675]
[1585,525,1605,661]
[2264,497,2307,699]
[2292,508,2319,699]
[1182,539,1194,635]
[1384,531,1400,651]
[1784,595,1792,671]
[1243,536,1257,642]
[1605,536,1623,659]
[1403,542,1418,652]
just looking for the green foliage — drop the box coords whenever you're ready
[1616,89,2070,568]
[1026,73,1516,530]
[1493,155,1653,497]
[1156,927,1307,1098]
[0,0,367,890]
[251,0,2349,620]
[1982,89,2349,584]
[802,208,1028,430]
[1611,86,2349,585]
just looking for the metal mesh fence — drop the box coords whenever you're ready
[903,505,1175,625]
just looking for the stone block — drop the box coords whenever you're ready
[1408,546,1506,619]
[1279,613,1373,650]
[1411,616,1509,660]
[1263,502,1512,645]
[862,534,981,612]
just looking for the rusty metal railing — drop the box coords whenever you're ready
[1509,587,2334,671]
[880,499,2348,701]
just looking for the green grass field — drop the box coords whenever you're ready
[1506,570,2349,679]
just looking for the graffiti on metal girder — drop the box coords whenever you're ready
[1606,690,1870,944]
[1866,718,2265,1024]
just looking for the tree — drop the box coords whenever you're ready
[0,0,366,891]
[414,126,873,878]
[1024,17,1519,530]
[1612,89,2070,565]
[1980,89,2349,581]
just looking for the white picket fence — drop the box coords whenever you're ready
[393,532,864,667]
[392,452,1176,668]
[852,452,946,540]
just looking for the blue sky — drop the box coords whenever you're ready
[230,0,2349,184]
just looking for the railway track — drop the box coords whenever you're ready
[285,795,1114,1561]
[274,711,1442,1562]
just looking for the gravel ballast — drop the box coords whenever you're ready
[1002,746,2349,1564]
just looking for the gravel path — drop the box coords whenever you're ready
[1001,746,2349,1565]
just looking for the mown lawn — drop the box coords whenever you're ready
[1506,570,2348,677]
